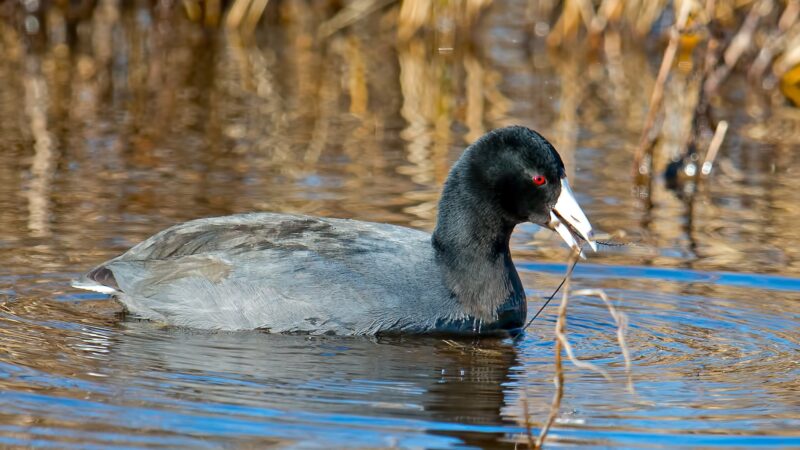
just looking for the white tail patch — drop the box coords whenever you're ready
[71,280,119,295]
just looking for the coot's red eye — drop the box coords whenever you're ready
[532,175,547,186]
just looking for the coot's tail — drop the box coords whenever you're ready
[71,265,121,295]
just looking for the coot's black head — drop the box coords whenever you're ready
[455,126,596,250]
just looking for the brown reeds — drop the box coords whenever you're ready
[520,393,536,449]
[531,250,575,449]
[648,0,799,182]
[523,248,634,449]
[632,0,692,176]
[7,0,798,110]
[531,0,797,183]
[225,0,270,34]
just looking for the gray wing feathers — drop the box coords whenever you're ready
[73,213,453,333]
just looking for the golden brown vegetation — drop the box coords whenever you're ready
[3,0,796,186]
[1,2,798,448]
[2,0,797,158]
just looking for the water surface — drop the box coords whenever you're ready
[0,2,799,448]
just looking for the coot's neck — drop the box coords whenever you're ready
[431,166,526,322]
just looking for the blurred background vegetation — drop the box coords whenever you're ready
[1,0,799,274]
[2,0,798,180]
[1,4,799,448]
[1,5,800,448]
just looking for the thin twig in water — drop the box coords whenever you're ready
[572,289,635,394]
[558,319,613,381]
[441,339,503,356]
[534,248,580,448]
[520,393,536,449]
[523,257,579,330]
[525,230,631,331]
[530,249,636,448]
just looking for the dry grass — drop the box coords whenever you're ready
[521,248,634,449]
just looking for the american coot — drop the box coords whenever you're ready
[73,126,596,335]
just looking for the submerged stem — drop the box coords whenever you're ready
[573,288,635,394]
[532,249,637,448]
[533,248,579,448]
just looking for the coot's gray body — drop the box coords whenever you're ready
[75,213,522,334]
[73,126,595,335]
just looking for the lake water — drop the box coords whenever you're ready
[0,2,799,448]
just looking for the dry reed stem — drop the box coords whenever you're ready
[223,0,270,34]
[225,0,252,29]
[396,0,489,41]
[574,0,599,33]
[520,393,536,449]
[397,0,431,41]
[779,0,800,30]
[572,289,635,393]
[632,0,693,175]
[242,0,269,36]
[749,0,800,81]
[205,0,222,27]
[318,0,395,39]
[183,0,202,22]
[701,120,728,176]
[630,0,671,37]
[705,0,771,95]
[533,248,580,449]
[558,317,613,382]
[674,0,719,166]
[590,0,623,35]
[531,249,636,448]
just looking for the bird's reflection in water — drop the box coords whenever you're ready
[98,320,522,447]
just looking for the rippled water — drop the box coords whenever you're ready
[1,1,799,448]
